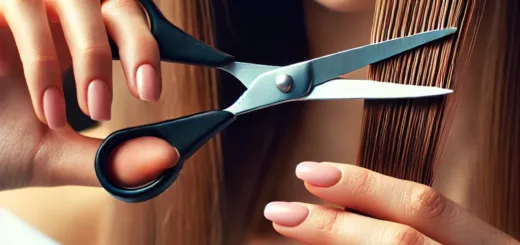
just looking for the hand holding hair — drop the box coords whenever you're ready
[264,162,520,245]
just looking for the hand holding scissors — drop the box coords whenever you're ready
[0,0,172,190]
[96,0,457,203]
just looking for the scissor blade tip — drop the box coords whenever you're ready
[429,27,457,36]
[431,87,454,96]
[445,27,458,33]
[438,28,458,36]
[397,86,453,98]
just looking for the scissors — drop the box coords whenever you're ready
[95,0,457,203]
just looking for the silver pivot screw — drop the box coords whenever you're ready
[276,74,294,93]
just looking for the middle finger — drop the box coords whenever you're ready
[52,0,113,121]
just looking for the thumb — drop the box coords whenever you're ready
[34,130,179,188]
[108,136,180,187]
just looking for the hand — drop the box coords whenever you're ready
[0,1,177,190]
[264,162,520,245]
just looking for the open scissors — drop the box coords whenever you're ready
[95,0,457,203]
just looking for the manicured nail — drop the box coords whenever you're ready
[264,202,309,227]
[43,87,66,130]
[136,64,160,101]
[88,80,111,121]
[296,162,342,187]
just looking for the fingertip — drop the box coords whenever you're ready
[295,161,342,187]
[87,79,112,121]
[109,136,179,187]
[136,64,161,102]
[263,201,309,227]
[43,87,67,130]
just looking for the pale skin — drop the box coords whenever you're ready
[0,0,518,244]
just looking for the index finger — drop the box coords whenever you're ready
[295,162,518,245]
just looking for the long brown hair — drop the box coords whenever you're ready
[473,0,520,239]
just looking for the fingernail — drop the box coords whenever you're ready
[43,87,66,129]
[88,80,111,121]
[296,162,342,187]
[264,202,309,227]
[136,64,160,101]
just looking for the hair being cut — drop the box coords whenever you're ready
[357,0,480,186]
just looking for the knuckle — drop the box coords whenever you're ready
[316,209,341,235]
[24,55,59,68]
[350,167,372,197]
[75,43,111,59]
[409,185,449,221]
[385,226,426,245]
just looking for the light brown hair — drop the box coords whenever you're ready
[473,0,520,239]
[357,0,480,185]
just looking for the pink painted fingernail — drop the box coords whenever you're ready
[136,64,160,101]
[264,202,309,227]
[88,80,111,121]
[43,87,66,130]
[296,162,342,187]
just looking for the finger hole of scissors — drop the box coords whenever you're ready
[104,139,175,190]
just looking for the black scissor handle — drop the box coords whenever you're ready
[95,110,236,203]
[107,0,235,67]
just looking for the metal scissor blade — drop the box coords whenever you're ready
[309,28,457,86]
[220,62,281,88]
[225,79,452,116]
[296,79,453,101]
